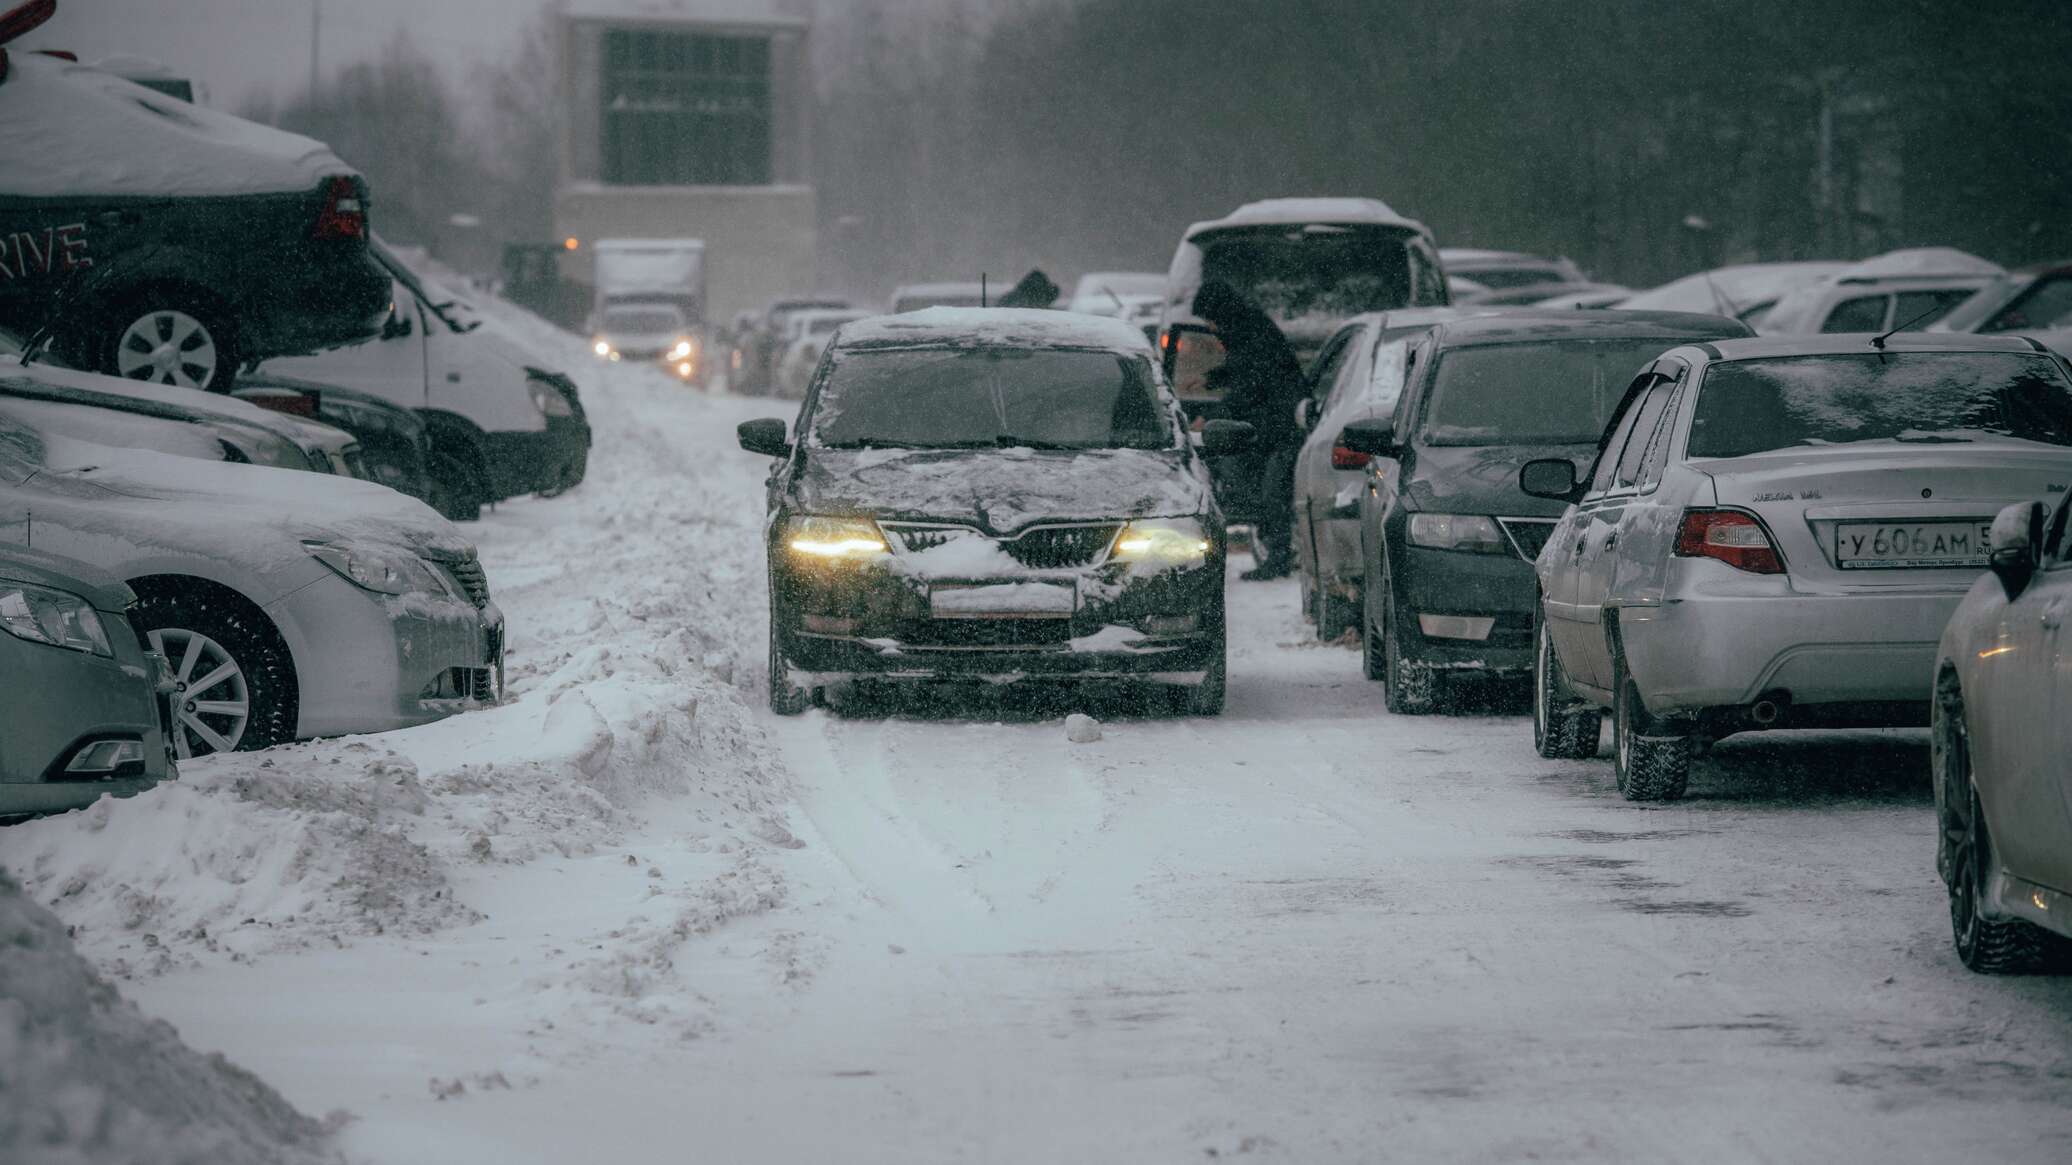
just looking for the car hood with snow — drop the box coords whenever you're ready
[0,52,356,198]
[793,445,1211,532]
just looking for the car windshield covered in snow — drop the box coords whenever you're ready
[1420,339,1674,445]
[809,347,1175,450]
[1687,352,2072,458]
[1198,226,1421,329]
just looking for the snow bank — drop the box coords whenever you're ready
[0,872,340,1165]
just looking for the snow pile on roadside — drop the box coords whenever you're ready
[0,872,340,1165]
[6,303,795,980]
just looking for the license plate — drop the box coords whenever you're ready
[1834,520,1993,569]
[929,581,1076,619]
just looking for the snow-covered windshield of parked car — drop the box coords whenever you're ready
[604,308,683,335]
[1420,339,1675,445]
[1456,266,1567,290]
[1199,228,1421,330]
[1687,352,2072,458]
[811,348,1174,451]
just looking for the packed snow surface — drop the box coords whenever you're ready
[9,295,2072,1164]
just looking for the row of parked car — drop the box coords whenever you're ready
[0,5,590,818]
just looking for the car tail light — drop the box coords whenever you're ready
[1330,444,1370,470]
[313,175,366,240]
[1676,509,1783,574]
[0,1,57,46]
[33,49,73,60]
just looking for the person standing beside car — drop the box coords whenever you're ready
[1192,280,1306,580]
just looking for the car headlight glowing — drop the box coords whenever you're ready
[0,582,113,656]
[669,338,695,360]
[304,540,455,597]
[1407,513,1510,555]
[593,339,612,357]
[1113,517,1211,564]
[785,516,888,560]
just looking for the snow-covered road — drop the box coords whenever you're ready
[13,318,2072,1163]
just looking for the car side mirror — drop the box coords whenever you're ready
[1200,419,1255,456]
[382,308,413,341]
[737,418,792,458]
[1338,417,1399,458]
[1295,398,1317,430]
[1988,500,2045,599]
[1518,458,1583,503]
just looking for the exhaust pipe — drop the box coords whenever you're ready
[1749,693,1788,727]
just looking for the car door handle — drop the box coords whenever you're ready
[1602,532,1619,550]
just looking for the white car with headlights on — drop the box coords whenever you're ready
[0,411,503,758]
[1525,333,2072,800]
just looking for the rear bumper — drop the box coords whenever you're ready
[483,416,591,500]
[1622,572,1964,717]
[1392,545,1537,672]
[241,246,390,358]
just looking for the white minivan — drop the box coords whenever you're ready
[261,239,590,521]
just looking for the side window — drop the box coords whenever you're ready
[2047,497,2072,567]
[1391,336,1432,433]
[1589,376,1658,496]
[1634,370,1688,491]
[1985,276,2072,334]
[1821,294,1889,333]
[1892,289,1976,331]
[1613,378,1675,490]
[1309,331,1359,408]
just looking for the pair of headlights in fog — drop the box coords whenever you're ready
[783,516,1211,564]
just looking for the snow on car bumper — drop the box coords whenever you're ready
[1621,564,1965,718]
[273,572,505,739]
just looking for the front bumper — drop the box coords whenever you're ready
[275,572,505,739]
[1621,562,1965,718]
[1,628,173,818]
[1392,543,1537,672]
[483,416,591,501]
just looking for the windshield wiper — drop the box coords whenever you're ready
[1888,433,1974,444]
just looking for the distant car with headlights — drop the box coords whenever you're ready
[1932,495,2072,972]
[0,37,389,390]
[1524,333,2072,801]
[1757,248,2003,336]
[1293,307,1469,639]
[1,545,173,818]
[737,308,1252,716]
[0,409,504,759]
[261,237,589,520]
[592,301,702,379]
[1339,310,1751,715]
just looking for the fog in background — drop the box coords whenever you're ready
[25,0,2072,301]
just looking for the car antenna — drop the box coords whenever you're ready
[981,273,989,308]
[1701,272,1743,319]
[1871,302,1948,350]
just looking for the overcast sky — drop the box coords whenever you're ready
[24,0,544,110]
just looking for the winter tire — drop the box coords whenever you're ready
[1312,578,1355,641]
[1533,604,1600,759]
[1936,690,2061,974]
[426,450,484,523]
[1176,631,1228,717]
[1612,654,1689,802]
[767,608,812,717]
[97,292,238,392]
[1382,584,1437,716]
[130,589,294,757]
[1361,577,1387,682]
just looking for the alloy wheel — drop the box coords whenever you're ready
[116,310,218,388]
[147,626,251,757]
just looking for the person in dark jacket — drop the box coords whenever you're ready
[1193,280,1305,580]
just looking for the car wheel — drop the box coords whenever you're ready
[131,590,294,758]
[1311,577,1355,641]
[1534,605,1600,759]
[1175,629,1228,717]
[426,451,483,523]
[1361,570,1387,681]
[1382,585,1437,716]
[98,293,239,391]
[1611,653,1689,801]
[768,604,812,717]
[1937,693,2060,974]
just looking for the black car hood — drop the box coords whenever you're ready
[793,446,1210,532]
[1405,441,1596,518]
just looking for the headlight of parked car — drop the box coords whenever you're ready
[304,540,455,597]
[1112,517,1212,565]
[784,516,888,560]
[528,377,576,418]
[1407,513,1510,555]
[0,582,113,656]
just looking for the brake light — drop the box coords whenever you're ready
[0,1,57,47]
[1330,444,1370,470]
[1675,509,1783,574]
[33,49,73,60]
[313,175,366,240]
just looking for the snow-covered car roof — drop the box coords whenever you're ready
[1430,309,1753,349]
[834,308,1156,355]
[0,51,355,198]
[1620,261,1850,314]
[1440,248,1563,268]
[1696,331,2061,362]
[1189,198,1424,237]
[1833,247,2003,283]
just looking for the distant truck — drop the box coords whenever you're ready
[588,238,708,383]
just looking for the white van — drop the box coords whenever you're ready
[262,239,590,520]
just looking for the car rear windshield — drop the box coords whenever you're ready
[1194,225,1439,331]
[1420,339,1680,446]
[811,347,1174,451]
[1687,352,2072,457]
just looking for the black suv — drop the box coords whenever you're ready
[1340,310,1751,714]
[738,309,1251,716]
[0,27,388,390]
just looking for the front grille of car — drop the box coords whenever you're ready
[900,618,1072,650]
[437,555,492,608]
[1498,518,1558,562]
[884,522,1122,569]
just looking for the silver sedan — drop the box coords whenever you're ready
[1524,333,2072,800]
